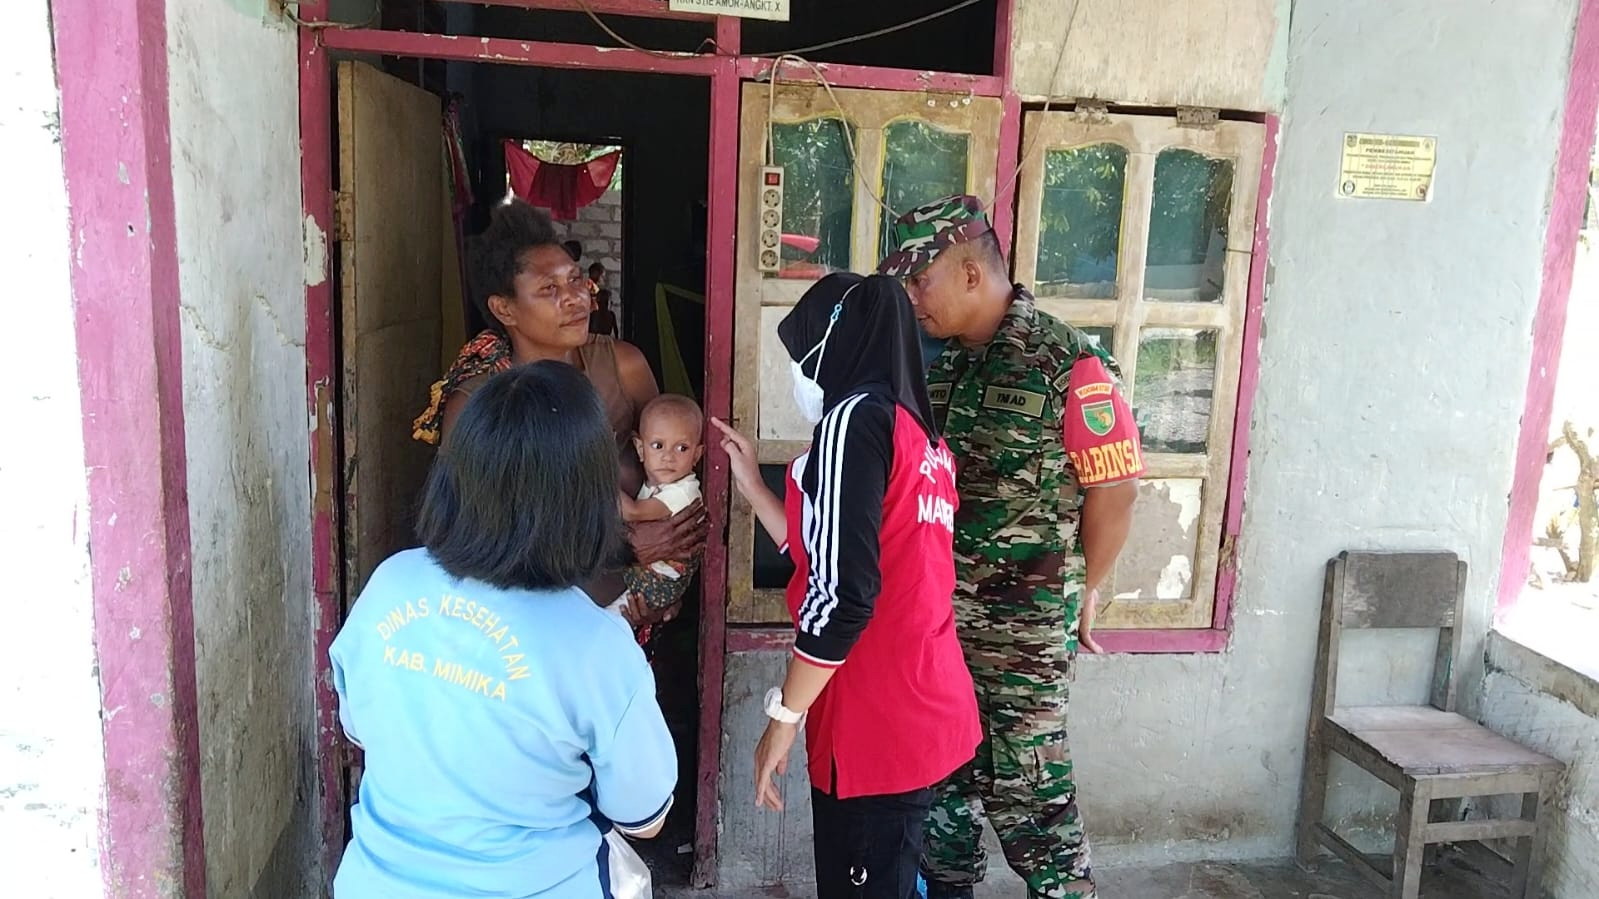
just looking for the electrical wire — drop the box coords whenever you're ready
[574,0,986,60]
[987,0,1081,212]
[563,0,1080,225]
[750,0,988,58]
[763,55,906,219]
[573,0,717,58]
[282,0,381,29]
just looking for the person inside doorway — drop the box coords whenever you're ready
[334,362,676,898]
[412,199,704,633]
[589,288,618,337]
[880,195,1145,899]
[711,273,981,899]
[588,264,619,337]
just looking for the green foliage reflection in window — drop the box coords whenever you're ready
[1036,144,1127,299]
[1146,149,1234,302]
[772,118,855,273]
[879,120,970,261]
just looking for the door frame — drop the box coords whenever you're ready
[296,1,1022,889]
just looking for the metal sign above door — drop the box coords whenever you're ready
[669,0,790,21]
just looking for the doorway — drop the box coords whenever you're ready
[307,0,1008,890]
[331,55,714,885]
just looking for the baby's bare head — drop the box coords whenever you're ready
[635,394,704,485]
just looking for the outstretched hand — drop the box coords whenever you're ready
[711,417,761,498]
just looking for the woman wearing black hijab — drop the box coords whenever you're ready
[712,273,980,899]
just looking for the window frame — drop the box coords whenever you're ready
[1012,109,1276,651]
[728,81,1004,624]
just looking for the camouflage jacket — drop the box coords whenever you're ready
[928,288,1122,571]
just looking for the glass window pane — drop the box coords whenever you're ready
[1111,478,1204,603]
[752,463,795,589]
[1036,144,1127,299]
[771,118,855,277]
[1134,328,1218,453]
[879,121,971,261]
[1145,149,1235,303]
[1080,326,1115,355]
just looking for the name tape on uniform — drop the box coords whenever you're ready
[980,386,1046,419]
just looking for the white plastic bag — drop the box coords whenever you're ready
[603,829,653,899]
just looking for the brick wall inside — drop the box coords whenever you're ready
[562,184,623,319]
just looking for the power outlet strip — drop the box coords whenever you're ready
[757,166,785,273]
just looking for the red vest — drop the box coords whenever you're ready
[785,405,981,798]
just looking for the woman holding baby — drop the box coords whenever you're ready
[413,199,704,630]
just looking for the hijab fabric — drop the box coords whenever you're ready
[777,273,939,444]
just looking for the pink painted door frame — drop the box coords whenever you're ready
[51,0,207,895]
[1497,0,1599,616]
[297,1,1027,887]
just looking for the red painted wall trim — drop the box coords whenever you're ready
[691,15,739,888]
[736,56,1003,97]
[1498,0,1599,615]
[297,1,347,890]
[320,28,1009,97]
[321,28,723,76]
[51,1,207,894]
[438,0,713,20]
[1211,114,1278,637]
[990,0,1020,253]
[1097,628,1230,655]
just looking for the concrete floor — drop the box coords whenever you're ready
[662,854,1510,898]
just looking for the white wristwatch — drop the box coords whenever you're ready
[763,687,805,725]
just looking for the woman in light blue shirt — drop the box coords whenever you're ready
[332,362,676,898]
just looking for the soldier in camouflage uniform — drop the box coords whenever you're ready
[879,196,1146,899]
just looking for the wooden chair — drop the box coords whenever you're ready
[1296,551,1564,899]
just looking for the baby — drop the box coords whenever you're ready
[611,394,704,618]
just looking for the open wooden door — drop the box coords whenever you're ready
[336,60,444,597]
[714,79,1001,889]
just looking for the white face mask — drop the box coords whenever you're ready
[790,298,846,424]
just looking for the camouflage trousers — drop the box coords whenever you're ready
[922,544,1095,899]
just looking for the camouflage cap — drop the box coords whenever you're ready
[877,194,993,279]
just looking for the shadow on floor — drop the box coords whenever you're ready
[661,854,1510,898]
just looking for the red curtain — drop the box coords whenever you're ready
[503,140,620,221]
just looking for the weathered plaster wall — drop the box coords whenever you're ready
[1010,0,1290,111]
[166,1,318,894]
[1479,633,1599,898]
[1015,0,1580,866]
[0,4,106,895]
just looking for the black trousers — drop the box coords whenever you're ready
[811,785,935,899]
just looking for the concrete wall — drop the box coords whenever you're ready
[166,1,319,894]
[1480,633,1599,898]
[1010,0,1291,112]
[1010,0,1580,866]
[0,4,106,895]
